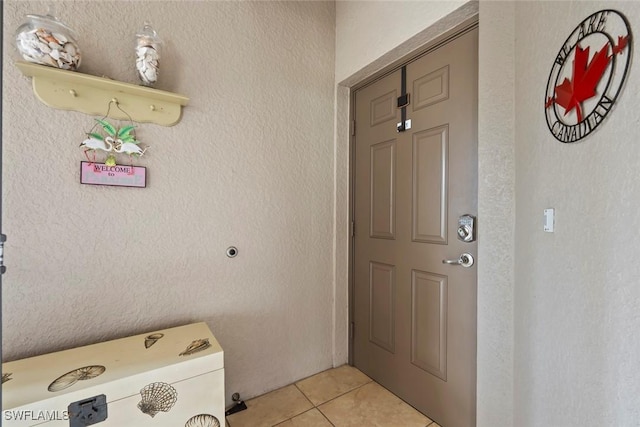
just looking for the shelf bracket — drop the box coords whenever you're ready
[16,61,189,127]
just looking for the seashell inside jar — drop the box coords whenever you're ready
[15,14,81,71]
[135,22,162,87]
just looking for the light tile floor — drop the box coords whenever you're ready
[226,365,441,427]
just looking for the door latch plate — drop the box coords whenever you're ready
[68,395,108,426]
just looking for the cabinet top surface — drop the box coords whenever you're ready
[2,322,223,409]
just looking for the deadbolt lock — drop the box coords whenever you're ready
[457,215,476,243]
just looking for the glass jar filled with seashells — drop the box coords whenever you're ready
[135,22,162,87]
[15,13,81,70]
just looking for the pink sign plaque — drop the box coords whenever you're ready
[80,162,147,188]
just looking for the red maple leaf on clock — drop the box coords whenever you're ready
[553,43,611,122]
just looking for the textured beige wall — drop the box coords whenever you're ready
[335,0,467,83]
[332,84,350,367]
[2,0,336,404]
[514,2,640,425]
[477,1,515,426]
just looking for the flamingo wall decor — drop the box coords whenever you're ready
[79,115,149,188]
[81,118,148,168]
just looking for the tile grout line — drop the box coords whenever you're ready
[293,382,316,408]
[313,380,372,426]
[312,378,434,426]
[318,408,337,427]
[263,384,319,427]
[270,407,337,427]
[294,377,373,427]
[229,376,436,427]
[303,380,339,427]
[313,378,374,409]
[267,377,433,427]
[231,369,378,427]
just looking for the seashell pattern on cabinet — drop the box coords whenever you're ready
[179,339,212,356]
[2,373,12,384]
[47,365,106,392]
[185,413,221,427]
[137,382,178,417]
[2,323,224,426]
[144,333,164,349]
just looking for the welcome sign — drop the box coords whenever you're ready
[80,162,147,188]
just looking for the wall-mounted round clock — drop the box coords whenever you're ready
[545,10,632,143]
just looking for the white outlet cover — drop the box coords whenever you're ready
[544,208,554,232]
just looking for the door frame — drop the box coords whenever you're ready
[346,8,479,368]
[1,0,5,375]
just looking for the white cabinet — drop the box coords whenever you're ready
[2,323,224,427]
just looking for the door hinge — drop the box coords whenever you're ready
[349,322,355,340]
[351,120,356,136]
[350,221,355,237]
[0,234,6,275]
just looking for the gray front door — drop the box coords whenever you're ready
[352,27,478,427]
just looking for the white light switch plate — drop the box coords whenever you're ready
[544,208,554,232]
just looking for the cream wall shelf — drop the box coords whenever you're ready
[16,61,189,127]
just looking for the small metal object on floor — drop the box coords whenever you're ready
[225,392,247,416]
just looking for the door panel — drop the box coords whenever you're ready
[369,262,396,353]
[412,65,450,111]
[370,90,399,126]
[412,125,448,244]
[353,27,478,427]
[411,270,447,380]
[370,140,397,239]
